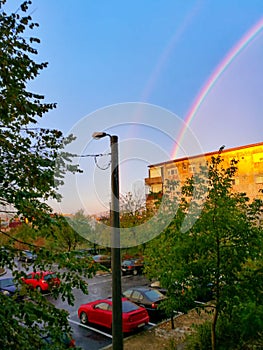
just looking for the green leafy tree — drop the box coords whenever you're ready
[145,153,263,349]
[41,211,90,253]
[0,0,79,226]
[0,1,97,348]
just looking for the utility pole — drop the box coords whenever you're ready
[92,132,123,350]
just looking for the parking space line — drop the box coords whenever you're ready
[68,318,113,339]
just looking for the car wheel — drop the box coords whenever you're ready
[80,312,89,325]
[133,269,138,276]
[36,286,42,293]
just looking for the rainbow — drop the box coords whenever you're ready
[172,16,263,159]
[140,2,201,102]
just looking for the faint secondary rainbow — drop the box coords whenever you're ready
[140,1,203,103]
[172,16,263,159]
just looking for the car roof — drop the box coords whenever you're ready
[127,286,152,291]
[90,298,112,305]
[90,297,130,303]
[0,277,14,284]
[30,271,54,275]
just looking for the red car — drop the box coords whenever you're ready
[22,271,60,292]
[78,298,149,333]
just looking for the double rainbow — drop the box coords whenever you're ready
[172,16,263,159]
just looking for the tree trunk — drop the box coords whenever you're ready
[170,313,175,329]
[211,307,218,350]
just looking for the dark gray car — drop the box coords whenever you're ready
[123,286,167,320]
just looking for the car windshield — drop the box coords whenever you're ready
[93,255,102,261]
[24,250,32,256]
[0,278,14,287]
[122,260,133,266]
[122,300,139,313]
[44,273,57,281]
[144,289,165,301]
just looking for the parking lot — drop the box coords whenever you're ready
[2,263,158,349]
[50,273,157,349]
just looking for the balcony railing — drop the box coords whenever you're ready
[145,176,162,186]
[146,192,163,201]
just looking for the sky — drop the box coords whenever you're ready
[6,0,263,215]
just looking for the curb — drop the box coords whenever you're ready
[100,314,184,350]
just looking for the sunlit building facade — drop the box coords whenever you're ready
[145,142,263,206]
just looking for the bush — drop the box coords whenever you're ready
[216,302,263,349]
[185,302,263,350]
[185,321,212,350]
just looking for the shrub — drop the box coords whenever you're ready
[185,303,263,350]
[185,321,212,350]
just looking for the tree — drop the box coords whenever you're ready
[42,211,88,252]
[144,153,263,349]
[0,1,97,348]
[0,0,79,226]
[95,189,157,251]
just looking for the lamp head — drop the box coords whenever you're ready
[92,132,108,139]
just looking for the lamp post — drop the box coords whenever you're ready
[92,132,123,350]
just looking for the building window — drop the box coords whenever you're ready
[253,154,263,163]
[189,164,196,173]
[167,168,178,176]
[182,163,188,171]
[255,175,263,184]
[232,178,239,185]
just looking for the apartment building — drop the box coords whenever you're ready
[145,142,263,206]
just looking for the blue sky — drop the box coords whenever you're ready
[7,0,263,214]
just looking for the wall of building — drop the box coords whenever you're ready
[145,142,263,205]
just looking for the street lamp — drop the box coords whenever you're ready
[92,131,123,350]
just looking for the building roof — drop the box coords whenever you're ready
[148,141,263,168]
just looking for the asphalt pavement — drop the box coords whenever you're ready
[48,273,152,349]
[2,262,152,349]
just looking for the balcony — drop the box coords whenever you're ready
[146,192,163,201]
[145,176,162,186]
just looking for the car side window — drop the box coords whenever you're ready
[95,302,110,311]
[132,291,143,300]
[44,274,53,281]
[27,273,33,279]
[123,289,132,298]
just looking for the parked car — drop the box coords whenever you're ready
[18,250,37,263]
[0,277,17,296]
[41,332,76,348]
[149,280,168,295]
[122,286,167,320]
[121,259,144,276]
[195,281,214,302]
[92,255,111,269]
[150,280,187,295]
[0,277,23,300]
[69,250,93,261]
[22,271,60,292]
[78,297,149,333]
[77,248,98,255]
